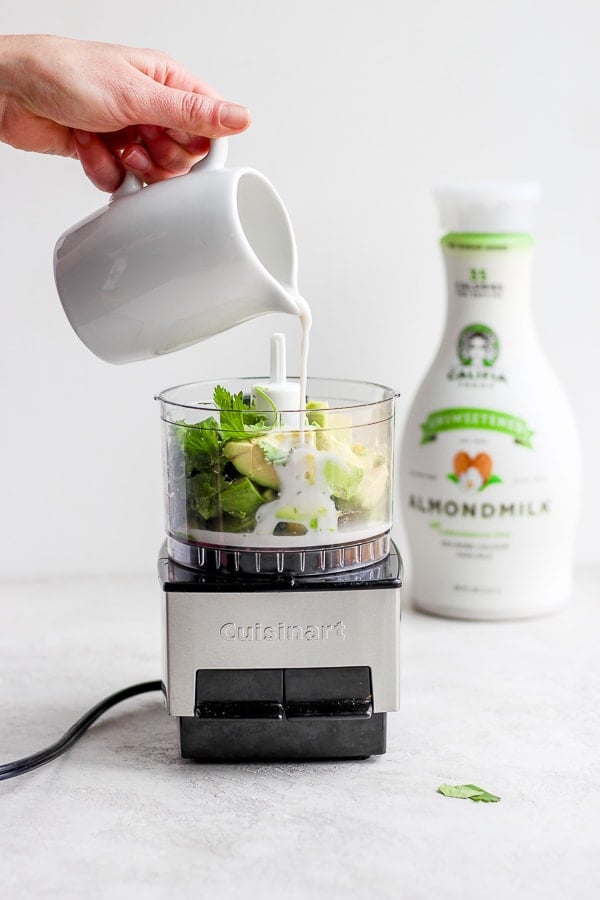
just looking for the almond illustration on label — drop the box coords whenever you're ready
[449,452,500,492]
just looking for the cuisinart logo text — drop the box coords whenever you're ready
[220,621,347,642]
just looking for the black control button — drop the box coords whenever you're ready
[195,669,284,720]
[284,666,373,718]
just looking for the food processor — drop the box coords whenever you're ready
[157,359,402,761]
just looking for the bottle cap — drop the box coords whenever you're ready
[434,182,541,233]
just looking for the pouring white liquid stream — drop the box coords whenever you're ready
[295,293,313,435]
[252,290,312,435]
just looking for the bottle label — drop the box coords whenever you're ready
[400,237,579,617]
[420,407,534,447]
[404,415,562,614]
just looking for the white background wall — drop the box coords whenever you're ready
[1,0,599,576]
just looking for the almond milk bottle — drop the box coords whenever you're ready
[400,184,581,619]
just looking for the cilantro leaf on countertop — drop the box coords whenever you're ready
[437,784,500,803]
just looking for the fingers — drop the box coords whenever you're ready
[119,127,210,185]
[72,57,250,190]
[101,126,140,151]
[73,130,124,192]
[73,125,214,191]
[139,125,210,174]
[128,81,251,138]
[72,76,250,192]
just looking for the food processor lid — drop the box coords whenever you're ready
[434,182,541,233]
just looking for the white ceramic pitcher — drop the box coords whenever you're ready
[53,139,300,364]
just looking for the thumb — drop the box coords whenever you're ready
[132,83,250,136]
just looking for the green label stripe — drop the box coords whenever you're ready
[420,407,534,447]
[441,232,534,250]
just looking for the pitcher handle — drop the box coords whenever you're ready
[191,137,229,172]
[110,170,144,202]
[110,137,228,203]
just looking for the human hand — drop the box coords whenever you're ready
[0,34,251,191]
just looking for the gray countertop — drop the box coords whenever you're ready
[1,567,599,900]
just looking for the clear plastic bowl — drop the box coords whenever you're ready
[157,378,398,575]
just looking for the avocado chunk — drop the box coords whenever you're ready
[306,400,329,428]
[273,521,308,536]
[219,477,266,518]
[314,412,354,452]
[352,461,388,510]
[223,440,280,489]
[323,458,363,502]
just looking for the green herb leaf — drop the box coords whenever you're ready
[179,417,219,454]
[257,439,290,464]
[213,385,268,440]
[189,471,222,520]
[214,386,249,438]
[172,418,220,477]
[437,784,500,803]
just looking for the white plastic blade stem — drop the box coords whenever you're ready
[271,333,286,384]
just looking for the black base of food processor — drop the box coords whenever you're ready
[159,541,402,762]
[180,663,385,761]
[180,712,387,761]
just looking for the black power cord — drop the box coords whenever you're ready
[0,680,163,782]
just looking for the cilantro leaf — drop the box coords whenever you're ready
[213,385,268,440]
[172,418,220,478]
[213,386,248,438]
[189,471,221,520]
[178,417,219,456]
[437,783,500,803]
[257,438,290,464]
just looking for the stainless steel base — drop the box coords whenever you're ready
[158,542,402,761]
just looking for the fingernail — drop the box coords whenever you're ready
[73,129,91,146]
[219,104,250,129]
[122,147,151,172]
[166,129,191,145]
[139,124,159,140]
